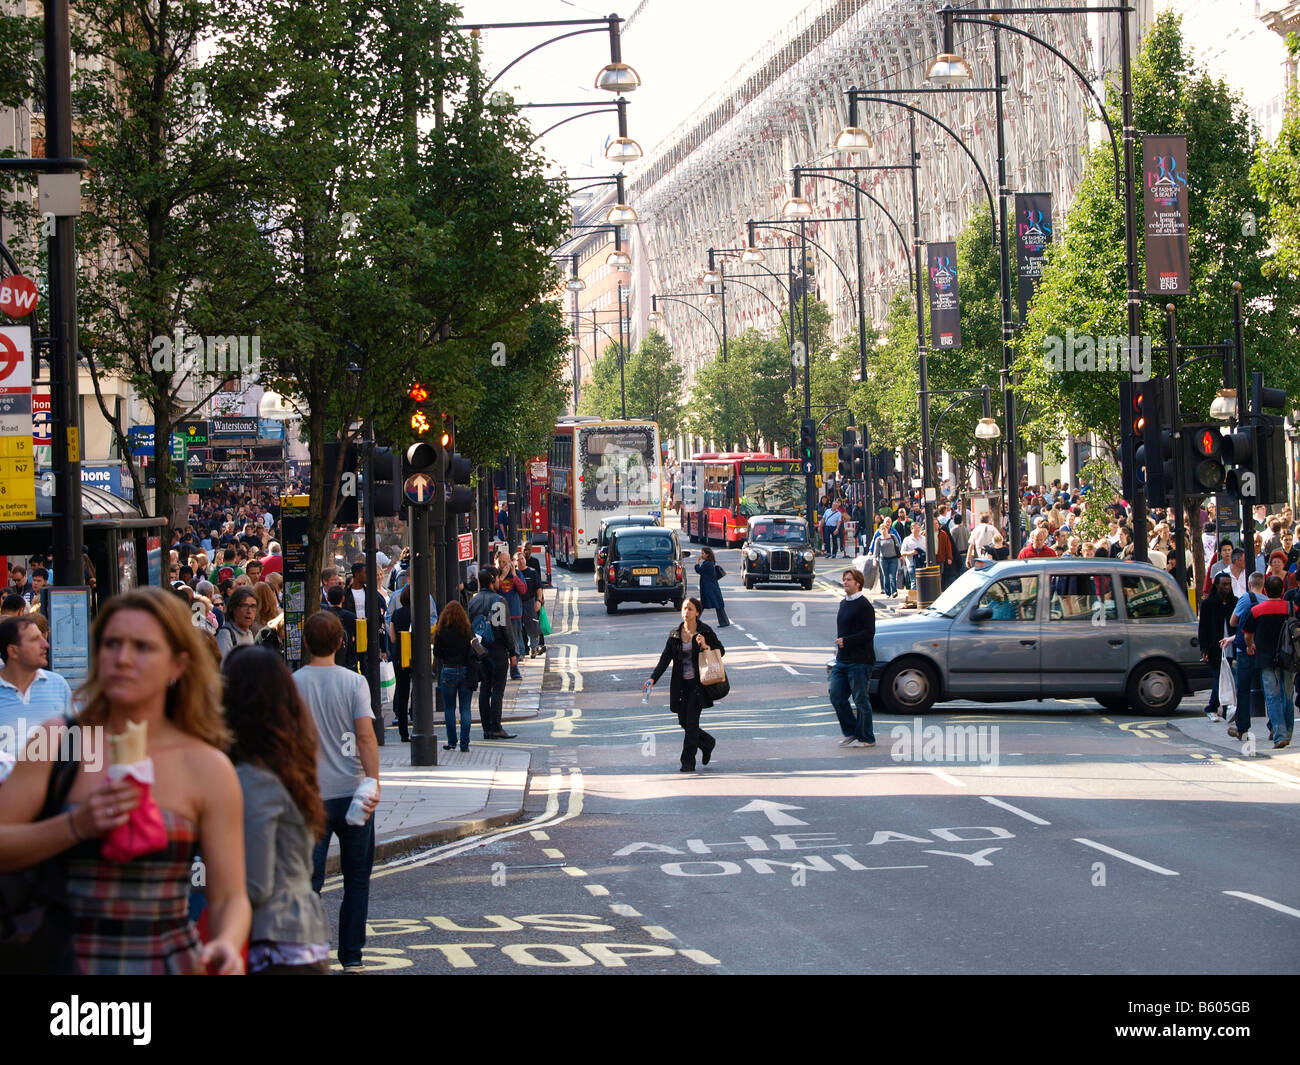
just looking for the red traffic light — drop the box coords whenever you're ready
[1192,427,1220,458]
[408,381,429,403]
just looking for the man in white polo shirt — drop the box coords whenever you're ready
[0,615,74,782]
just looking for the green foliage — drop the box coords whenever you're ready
[1017,10,1297,460]
[1252,88,1300,289]
[1073,455,1123,544]
[578,332,684,437]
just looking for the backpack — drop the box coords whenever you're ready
[472,608,495,646]
[1273,603,1300,671]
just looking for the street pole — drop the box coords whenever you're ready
[991,25,1022,556]
[571,283,581,413]
[362,429,384,745]
[1233,281,1250,570]
[618,282,627,419]
[409,489,436,767]
[800,218,814,528]
[1165,304,1188,593]
[787,239,797,392]
[908,113,936,561]
[46,0,82,587]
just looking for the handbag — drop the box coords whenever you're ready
[699,646,727,686]
[538,604,552,637]
[0,722,80,974]
[713,566,726,579]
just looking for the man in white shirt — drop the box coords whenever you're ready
[0,616,74,782]
[966,513,997,561]
[900,522,924,591]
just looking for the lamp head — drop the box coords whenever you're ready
[740,245,765,265]
[833,125,874,156]
[605,249,632,268]
[605,137,643,164]
[975,417,1001,441]
[782,195,814,221]
[927,52,973,86]
[606,202,639,225]
[596,62,641,93]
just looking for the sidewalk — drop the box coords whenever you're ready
[324,649,546,873]
[1167,709,1299,761]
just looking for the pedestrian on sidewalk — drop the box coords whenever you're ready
[495,552,526,680]
[1198,572,1236,720]
[647,598,724,772]
[387,586,412,743]
[0,586,250,974]
[1228,572,1265,740]
[296,611,380,973]
[216,586,258,661]
[467,566,517,740]
[514,547,541,657]
[224,647,330,975]
[867,521,902,597]
[433,601,476,753]
[525,553,547,655]
[694,546,730,628]
[830,569,876,748]
[0,615,74,783]
[1242,574,1296,749]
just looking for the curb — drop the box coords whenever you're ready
[324,750,533,875]
[1165,718,1291,759]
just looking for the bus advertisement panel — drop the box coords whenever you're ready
[548,419,662,566]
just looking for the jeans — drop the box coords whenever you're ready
[829,661,875,743]
[878,556,899,596]
[1234,653,1265,733]
[311,794,376,969]
[509,619,524,676]
[439,666,474,750]
[1259,664,1295,742]
[478,652,507,735]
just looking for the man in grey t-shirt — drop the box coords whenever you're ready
[296,610,379,973]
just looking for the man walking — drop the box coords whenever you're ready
[830,569,876,748]
[0,616,74,782]
[1228,572,1266,740]
[1198,572,1236,720]
[948,513,970,578]
[467,566,518,740]
[1242,574,1296,749]
[495,552,526,680]
[298,611,380,973]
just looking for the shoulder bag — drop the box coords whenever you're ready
[0,721,80,974]
[701,642,730,701]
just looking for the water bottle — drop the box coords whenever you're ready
[641,680,653,704]
[346,777,379,826]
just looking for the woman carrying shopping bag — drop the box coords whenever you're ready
[694,546,730,628]
[647,599,726,772]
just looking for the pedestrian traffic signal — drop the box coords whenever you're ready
[1133,378,1175,507]
[1223,425,1259,502]
[837,445,852,479]
[852,446,866,480]
[1182,423,1225,495]
[408,381,435,436]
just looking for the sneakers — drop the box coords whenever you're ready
[838,736,858,747]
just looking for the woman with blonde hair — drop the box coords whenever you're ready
[0,586,251,974]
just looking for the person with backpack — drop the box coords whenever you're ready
[1228,572,1266,740]
[466,566,517,740]
[868,521,902,598]
[1242,573,1296,749]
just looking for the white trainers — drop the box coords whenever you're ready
[838,736,858,747]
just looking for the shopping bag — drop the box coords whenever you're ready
[1217,656,1236,713]
[538,604,552,637]
[379,660,396,709]
[699,646,726,686]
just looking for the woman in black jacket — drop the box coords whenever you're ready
[433,600,476,752]
[647,598,726,772]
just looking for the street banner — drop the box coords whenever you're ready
[1143,134,1191,295]
[1015,192,1053,321]
[0,326,35,521]
[927,242,961,349]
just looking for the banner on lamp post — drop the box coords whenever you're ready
[1143,134,1191,295]
[1015,192,1053,322]
[927,242,961,349]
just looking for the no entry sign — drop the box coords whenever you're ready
[0,275,38,318]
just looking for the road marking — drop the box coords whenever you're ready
[530,830,550,841]
[979,796,1051,825]
[1222,891,1300,918]
[678,949,721,965]
[1217,758,1300,792]
[734,799,808,826]
[756,642,770,650]
[1073,838,1179,876]
[585,884,610,897]
[562,866,588,878]
[642,925,677,941]
[543,847,565,859]
[609,904,642,917]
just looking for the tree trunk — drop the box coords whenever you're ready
[1186,493,1205,599]
[305,410,327,622]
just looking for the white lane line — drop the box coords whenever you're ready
[542,847,565,859]
[585,884,610,897]
[979,796,1051,825]
[679,949,721,965]
[756,642,770,650]
[1222,891,1300,918]
[1073,838,1179,876]
[1218,759,1300,792]
[642,925,677,941]
[609,903,642,917]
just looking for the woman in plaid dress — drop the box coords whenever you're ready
[0,587,251,974]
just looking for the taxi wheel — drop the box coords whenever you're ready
[879,659,937,715]
[801,579,814,591]
[604,595,618,614]
[1126,660,1183,715]
[743,574,754,590]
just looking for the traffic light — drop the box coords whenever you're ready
[1223,425,1259,503]
[1133,378,1175,507]
[408,380,434,437]
[852,445,866,480]
[369,445,402,518]
[1252,373,1288,505]
[1182,423,1226,495]
[405,438,446,482]
[1119,380,1139,503]
[799,418,816,475]
[837,445,852,479]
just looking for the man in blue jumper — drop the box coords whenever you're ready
[831,568,876,748]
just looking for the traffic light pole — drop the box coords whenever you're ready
[409,494,437,767]
[1233,283,1251,580]
[362,432,384,745]
[1164,308,1188,594]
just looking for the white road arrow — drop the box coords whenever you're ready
[734,800,808,826]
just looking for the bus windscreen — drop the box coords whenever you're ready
[738,470,803,517]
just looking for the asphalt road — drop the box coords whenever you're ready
[322,542,1300,975]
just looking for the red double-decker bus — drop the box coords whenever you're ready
[679,452,804,546]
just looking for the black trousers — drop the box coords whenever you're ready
[479,653,507,735]
[677,681,715,768]
[393,665,412,740]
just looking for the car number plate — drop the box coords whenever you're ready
[638,575,653,586]
[769,573,793,581]
[632,568,658,575]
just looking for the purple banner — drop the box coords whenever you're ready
[928,242,961,349]
[1144,134,1191,295]
[1015,192,1053,322]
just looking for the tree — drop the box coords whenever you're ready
[1016,11,1298,460]
[624,332,685,438]
[1251,85,1300,338]
[577,342,627,420]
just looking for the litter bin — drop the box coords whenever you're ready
[916,565,943,607]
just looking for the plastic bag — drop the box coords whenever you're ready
[1217,656,1236,713]
[538,605,552,637]
[379,661,396,709]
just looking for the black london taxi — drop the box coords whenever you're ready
[603,526,690,613]
[740,514,815,590]
[595,513,662,592]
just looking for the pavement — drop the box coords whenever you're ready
[1167,703,1299,761]
[323,645,546,874]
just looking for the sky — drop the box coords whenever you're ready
[455,0,813,179]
